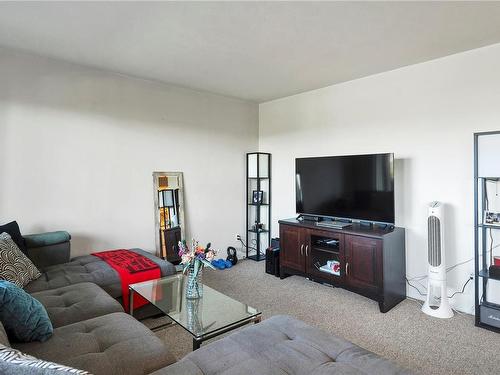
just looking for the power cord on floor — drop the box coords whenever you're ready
[448,277,473,299]
[405,277,427,296]
[406,276,473,299]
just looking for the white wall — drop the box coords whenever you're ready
[3,42,500,314]
[259,43,500,314]
[0,48,258,257]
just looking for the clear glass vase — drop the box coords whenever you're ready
[186,299,203,332]
[186,262,203,299]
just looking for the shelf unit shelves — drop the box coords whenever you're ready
[246,152,271,261]
[474,131,500,333]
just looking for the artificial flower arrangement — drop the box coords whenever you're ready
[178,240,217,276]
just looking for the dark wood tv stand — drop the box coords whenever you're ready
[279,218,406,313]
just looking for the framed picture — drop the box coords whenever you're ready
[484,210,500,226]
[252,190,263,204]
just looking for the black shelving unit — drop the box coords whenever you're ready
[246,152,271,261]
[474,131,500,333]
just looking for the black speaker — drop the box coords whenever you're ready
[266,238,280,277]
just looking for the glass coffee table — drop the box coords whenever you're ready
[129,274,261,350]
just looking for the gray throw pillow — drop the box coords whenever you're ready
[0,344,91,374]
[0,232,41,288]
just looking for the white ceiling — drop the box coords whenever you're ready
[1,2,500,102]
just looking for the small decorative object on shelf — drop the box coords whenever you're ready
[489,255,500,278]
[252,190,263,204]
[246,152,272,261]
[252,221,265,231]
[178,240,216,299]
[484,210,500,226]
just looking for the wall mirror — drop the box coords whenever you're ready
[153,172,186,263]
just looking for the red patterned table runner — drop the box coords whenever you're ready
[92,249,161,312]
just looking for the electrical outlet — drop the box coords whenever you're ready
[236,234,241,241]
[469,272,474,280]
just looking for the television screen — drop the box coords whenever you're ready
[296,153,394,223]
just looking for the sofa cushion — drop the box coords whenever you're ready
[152,315,411,375]
[24,255,122,297]
[0,280,53,343]
[0,232,41,288]
[0,344,90,374]
[0,221,27,254]
[24,231,71,248]
[13,312,176,375]
[31,282,124,328]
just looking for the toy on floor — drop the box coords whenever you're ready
[211,258,233,270]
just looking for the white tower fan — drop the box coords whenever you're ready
[421,201,454,318]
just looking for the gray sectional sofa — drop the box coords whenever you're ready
[1,230,411,374]
[154,315,412,375]
[0,231,178,374]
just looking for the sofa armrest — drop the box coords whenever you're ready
[23,231,71,269]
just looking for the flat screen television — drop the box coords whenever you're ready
[296,153,394,224]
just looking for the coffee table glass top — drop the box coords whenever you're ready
[129,274,260,339]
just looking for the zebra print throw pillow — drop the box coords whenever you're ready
[0,232,41,288]
[0,344,91,374]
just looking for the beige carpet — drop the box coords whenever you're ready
[150,259,500,375]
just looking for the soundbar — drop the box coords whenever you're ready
[316,221,352,229]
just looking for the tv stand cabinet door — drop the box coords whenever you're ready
[345,235,382,293]
[279,225,306,273]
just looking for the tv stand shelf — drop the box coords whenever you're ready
[279,218,406,313]
[311,246,339,254]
